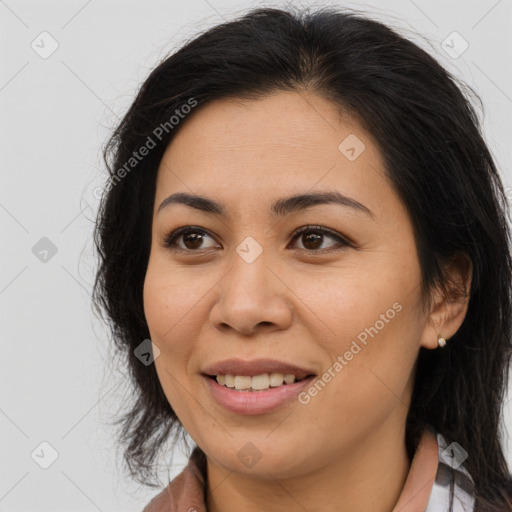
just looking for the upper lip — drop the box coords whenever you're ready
[202,358,316,380]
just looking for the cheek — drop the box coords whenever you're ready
[143,260,204,428]
[142,263,198,399]
[295,254,423,404]
[143,256,204,349]
[285,258,413,349]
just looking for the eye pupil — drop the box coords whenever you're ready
[164,225,348,253]
[303,232,322,250]
[183,232,204,250]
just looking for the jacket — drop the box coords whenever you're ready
[143,427,476,512]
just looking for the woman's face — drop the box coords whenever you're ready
[143,90,435,478]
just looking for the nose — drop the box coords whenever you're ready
[209,248,293,336]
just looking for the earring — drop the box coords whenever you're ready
[437,335,446,348]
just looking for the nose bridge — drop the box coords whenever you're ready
[210,237,292,334]
[225,238,274,304]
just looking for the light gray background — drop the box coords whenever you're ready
[1,0,511,510]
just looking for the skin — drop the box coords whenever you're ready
[143,90,472,512]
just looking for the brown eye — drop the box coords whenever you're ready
[290,225,351,252]
[163,227,219,252]
[181,232,206,250]
[162,224,351,254]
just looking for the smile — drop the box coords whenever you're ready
[203,373,317,414]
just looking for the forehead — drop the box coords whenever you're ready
[154,91,396,220]
[162,91,370,164]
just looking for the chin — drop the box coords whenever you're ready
[205,439,318,480]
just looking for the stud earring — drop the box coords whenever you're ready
[437,335,446,348]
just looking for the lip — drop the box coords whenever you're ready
[203,373,316,415]
[201,358,315,381]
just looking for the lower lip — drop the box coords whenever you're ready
[203,375,316,415]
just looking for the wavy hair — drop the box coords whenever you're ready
[92,6,512,510]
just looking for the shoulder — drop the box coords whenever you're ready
[142,484,174,512]
[142,447,207,512]
[426,432,475,512]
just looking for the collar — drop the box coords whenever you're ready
[143,427,475,512]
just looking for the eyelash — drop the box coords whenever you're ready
[161,224,352,253]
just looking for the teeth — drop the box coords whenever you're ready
[269,372,284,387]
[234,376,252,390]
[283,374,296,384]
[252,374,270,390]
[215,372,298,390]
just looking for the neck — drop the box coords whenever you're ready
[205,417,411,512]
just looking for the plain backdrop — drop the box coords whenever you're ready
[1,0,511,510]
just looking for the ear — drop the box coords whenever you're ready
[420,252,473,350]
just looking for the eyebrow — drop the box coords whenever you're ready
[157,190,373,218]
